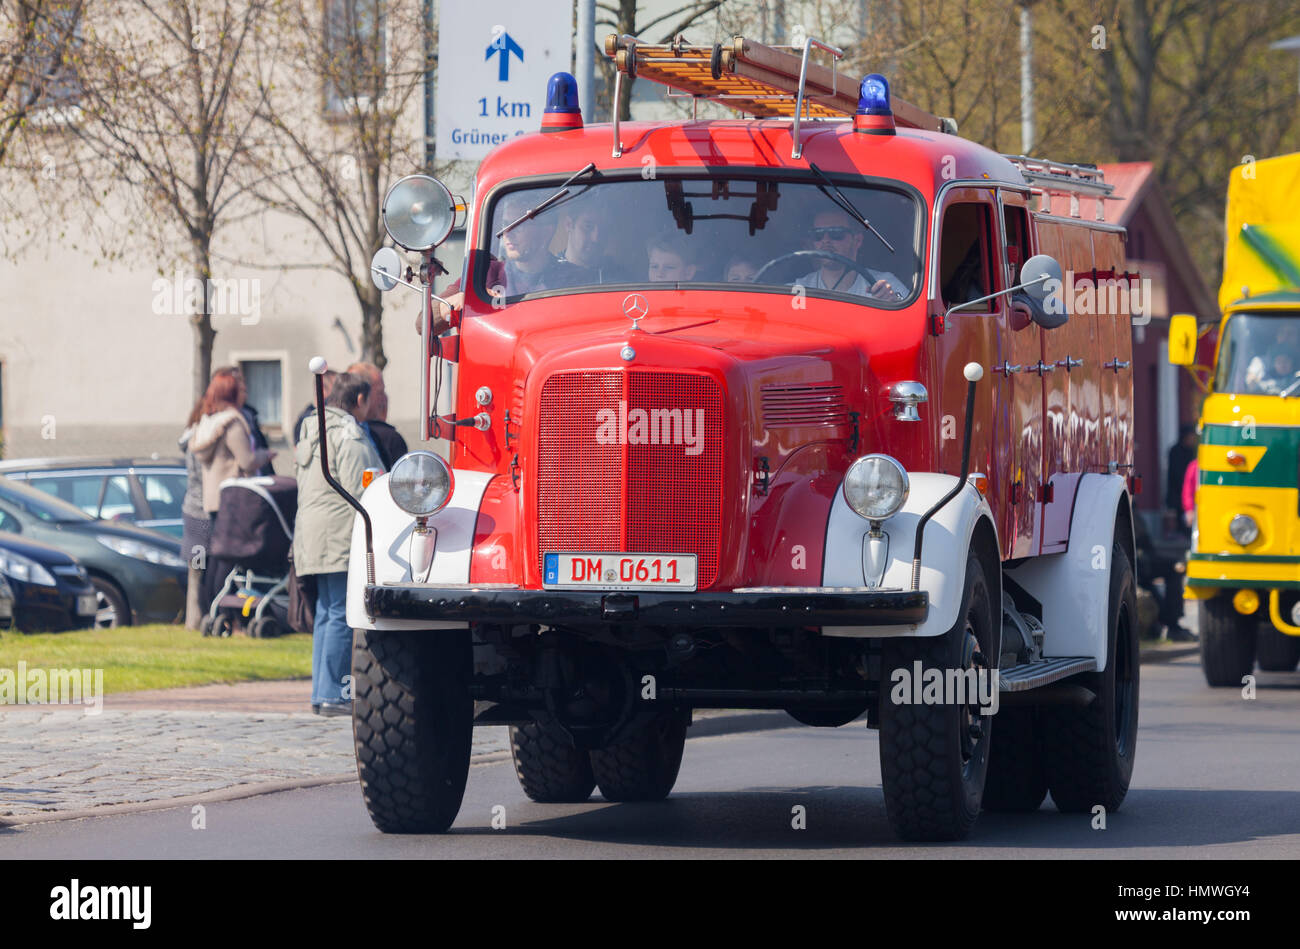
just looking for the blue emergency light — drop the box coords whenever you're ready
[854,73,895,135]
[541,72,583,132]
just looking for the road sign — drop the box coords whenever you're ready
[436,0,573,161]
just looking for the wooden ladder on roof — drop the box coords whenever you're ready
[604,33,954,159]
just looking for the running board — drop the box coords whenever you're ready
[998,656,1096,692]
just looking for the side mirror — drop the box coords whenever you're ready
[1017,254,1066,329]
[1168,313,1198,366]
[370,247,402,292]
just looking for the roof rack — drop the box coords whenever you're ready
[605,33,953,160]
[1002,154,1116,221]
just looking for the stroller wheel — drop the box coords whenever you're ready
[250,617,282,639]
[199,615,214,637]
[213,615,233,638]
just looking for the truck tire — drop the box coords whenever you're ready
[352,629,473,833]
[982,706,1046,812]
[509,723,596,803]
[1255,624,1300,672]
[1199,595,1257,687]
[879,552,996,841]
[1042,541,1139,813]
[589,708,689,802]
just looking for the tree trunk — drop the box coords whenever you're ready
[359,281,387,371]
[190,242,216,404]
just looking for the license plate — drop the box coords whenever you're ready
[544,553,697,592]
[77,594,98,616]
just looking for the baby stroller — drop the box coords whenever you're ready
[200,475,298,638]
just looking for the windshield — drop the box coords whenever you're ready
[1215,312,1300,395]
[0,476,95,523]
[475,174,922,306]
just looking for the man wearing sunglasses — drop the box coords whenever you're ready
[795,210,905,301]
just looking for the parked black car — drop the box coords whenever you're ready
[0,457,187,538]
[0,477,186,627]
[0,576,14,630]
[0,532,97,632]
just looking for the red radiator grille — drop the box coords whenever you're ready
[537,370,724,588]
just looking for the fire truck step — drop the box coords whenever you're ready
[998,656,1097,693]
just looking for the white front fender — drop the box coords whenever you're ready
[345,470,492,630]
[821,472,997,638]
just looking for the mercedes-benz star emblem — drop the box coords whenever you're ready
[622,293,649,329]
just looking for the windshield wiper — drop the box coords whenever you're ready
[808,162,894,254]
[495,163,597,238]
[1279,374,1300,399]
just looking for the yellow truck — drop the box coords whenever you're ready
[1170,152,1300,686]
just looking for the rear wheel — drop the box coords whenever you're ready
[982,706,1047,812]
[352,629,473,833]
[1042,540,1139,812]
[1200,595,1257,687]
[91,577,129,628]
[1255,624,1300,672]
[879,552,997,841]
[589,708,689,802]
[509,722,596,803]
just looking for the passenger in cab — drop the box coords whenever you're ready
[795,209,905,301]
[724,253,760,283]
[558,204,610,285]
[647,232,697,282]
[1245,324,1300,394]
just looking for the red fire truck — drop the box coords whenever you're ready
[321,35,1140,841]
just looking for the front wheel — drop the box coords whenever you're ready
[1200,595,1257,687]
[1042,540,1139,812]
[879,552,997,841]
[352,629,473,833]
[91,577,129,628]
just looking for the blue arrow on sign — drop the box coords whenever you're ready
[485,31,524,82]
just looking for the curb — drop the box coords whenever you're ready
[1139,644,1199,663]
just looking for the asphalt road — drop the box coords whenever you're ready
[4,654,1300,858]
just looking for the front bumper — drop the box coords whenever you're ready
[365,584,928,628]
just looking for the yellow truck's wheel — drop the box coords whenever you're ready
[1199,595,1257,687]
[1256,625,1300,673]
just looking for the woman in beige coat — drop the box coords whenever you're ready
[293,372,383,714]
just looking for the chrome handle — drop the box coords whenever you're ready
[1103,358,1131,372]
[1029,360,1057,376]
[992,361,1023,375]
[1056,356,1083,371]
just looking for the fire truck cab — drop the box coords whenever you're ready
[333,35,1140,841]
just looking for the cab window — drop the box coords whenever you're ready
[1002,204,1031,289]
[1215,313,1300,395]
[939,202,995,309]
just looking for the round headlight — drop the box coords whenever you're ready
[382,175,455,251]
[388,451,454,516]
[1228,513,1259,546]
[843,454,910,521]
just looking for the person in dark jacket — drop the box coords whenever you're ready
[1165,424,1198,536]
[347,362,408,469]
[293,370,338,446]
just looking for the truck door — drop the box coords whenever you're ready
[938,189,1041,559]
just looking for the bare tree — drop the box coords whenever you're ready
[246,0,431,371]
[595,0,729,119]
[67,0,272,401]
[0,0,84,170]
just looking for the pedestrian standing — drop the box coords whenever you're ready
[346,361,408,469]
[178,395,209,630]
[191,368,277,606]
[293,373,383,715]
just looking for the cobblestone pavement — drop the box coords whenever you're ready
[0,697,510,820]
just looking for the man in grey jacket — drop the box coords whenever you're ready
[293,373,384,715]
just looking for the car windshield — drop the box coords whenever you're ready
[1215,312,1300,395]
[476,174,922,306]
[0,476,95,522]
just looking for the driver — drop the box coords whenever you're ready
[794,209,905,301]
[1245,323,1300,393]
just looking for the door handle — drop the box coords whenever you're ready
[1103,358,1131,372]
[1029,360,1057,376]
[992,361,1023,375]
[1056,356,1083,371]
